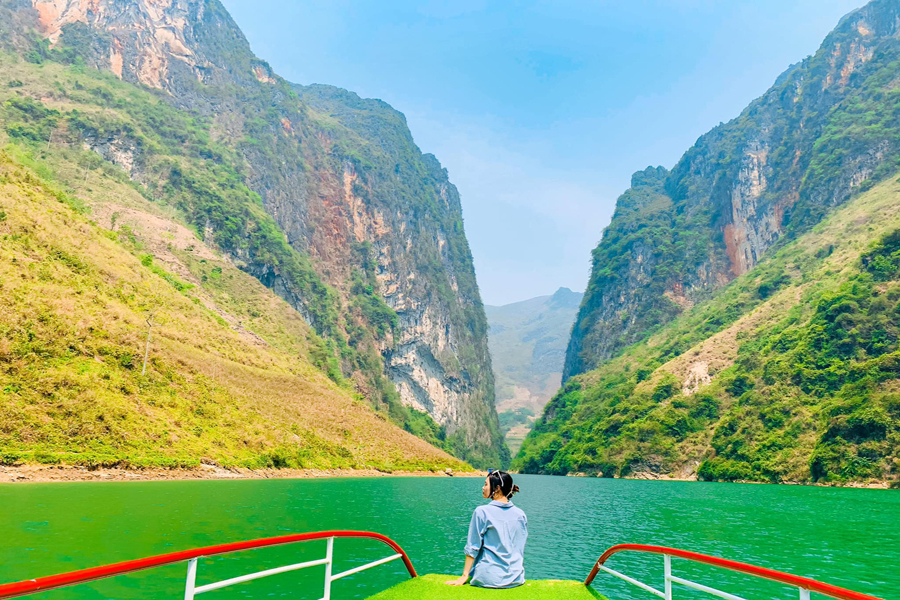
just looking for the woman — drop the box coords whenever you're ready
[445,470,527,588]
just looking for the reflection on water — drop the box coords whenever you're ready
[0,476,897,600]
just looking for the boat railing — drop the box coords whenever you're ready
[585,544,883,600]
[0,530,416,600]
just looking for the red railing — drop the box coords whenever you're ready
[585,544,882,600]
[0,531,416,600]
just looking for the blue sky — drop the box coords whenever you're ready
[220,0,864,305]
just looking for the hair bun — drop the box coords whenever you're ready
[489,472,520,499]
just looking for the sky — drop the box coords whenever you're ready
[220,0,865,306]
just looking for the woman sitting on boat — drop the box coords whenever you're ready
[446,470,527,589]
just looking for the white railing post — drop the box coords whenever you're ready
[322,537,334,600]
[800,589,810,600]
[664,555,673,600]
[184,558,198,600]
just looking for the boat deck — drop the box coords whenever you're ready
[365,574,607,599]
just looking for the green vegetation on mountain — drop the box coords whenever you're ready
[0,0,507,467]
[564,0,900,382]
[1,58,338,333]
[499,408,535,431]
[516,175,900,485]
[0,51,426,443]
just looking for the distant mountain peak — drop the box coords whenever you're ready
[549,287,583,309]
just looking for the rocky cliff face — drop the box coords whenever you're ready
[290,85,497,449]
[33,0,202,88]
[9,0,505,465]
[565,0,900,381]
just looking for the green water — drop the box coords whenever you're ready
[1,476,897,600]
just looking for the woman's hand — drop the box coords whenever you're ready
[446,555,474,585]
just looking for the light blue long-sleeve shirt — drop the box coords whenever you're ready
[464,500,527,588]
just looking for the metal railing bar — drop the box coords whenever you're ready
[184,558,198,600]
[668,574,748,600]
[330,554,403,582]
[584,544,881,600]
[664,555,672,600]
[194,558,331,595]
[323,537,334,600]
[595,564,666,599]
[0,530,416,600]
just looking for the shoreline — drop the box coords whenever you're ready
[2,465,894,488]
[0,464,482,484]
[570,471,895,489]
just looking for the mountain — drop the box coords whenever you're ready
[0,118,463,472]
[0,0,506,467]
[564,0,900,381]
[517,0,900,485]
[485,288,583,453]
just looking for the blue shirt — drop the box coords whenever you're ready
[464,500,528,588]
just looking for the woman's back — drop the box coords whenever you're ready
[446,471,526,589]
[466,500,528,588]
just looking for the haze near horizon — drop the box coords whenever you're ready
[221,0,865,305]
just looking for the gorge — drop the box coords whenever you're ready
[2,0,900,486]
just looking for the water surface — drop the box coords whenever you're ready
[1,476,896,599]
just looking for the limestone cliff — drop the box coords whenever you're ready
[565,0,900,381]
[5,0,505,465]
[516,165,900,484]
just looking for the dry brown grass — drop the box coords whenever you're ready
[0,150,465,471]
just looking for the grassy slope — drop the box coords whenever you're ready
[0,144,467,471]
[366,575,604,600]
[0,52,475,469]
[515,174,900,485]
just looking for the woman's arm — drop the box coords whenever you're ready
[445,555,475,586]
[446,508,484,586]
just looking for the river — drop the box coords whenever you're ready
[1,476,896,600]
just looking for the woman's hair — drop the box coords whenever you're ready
[488,470,520,499]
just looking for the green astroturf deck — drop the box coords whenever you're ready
[365,574,608,599]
